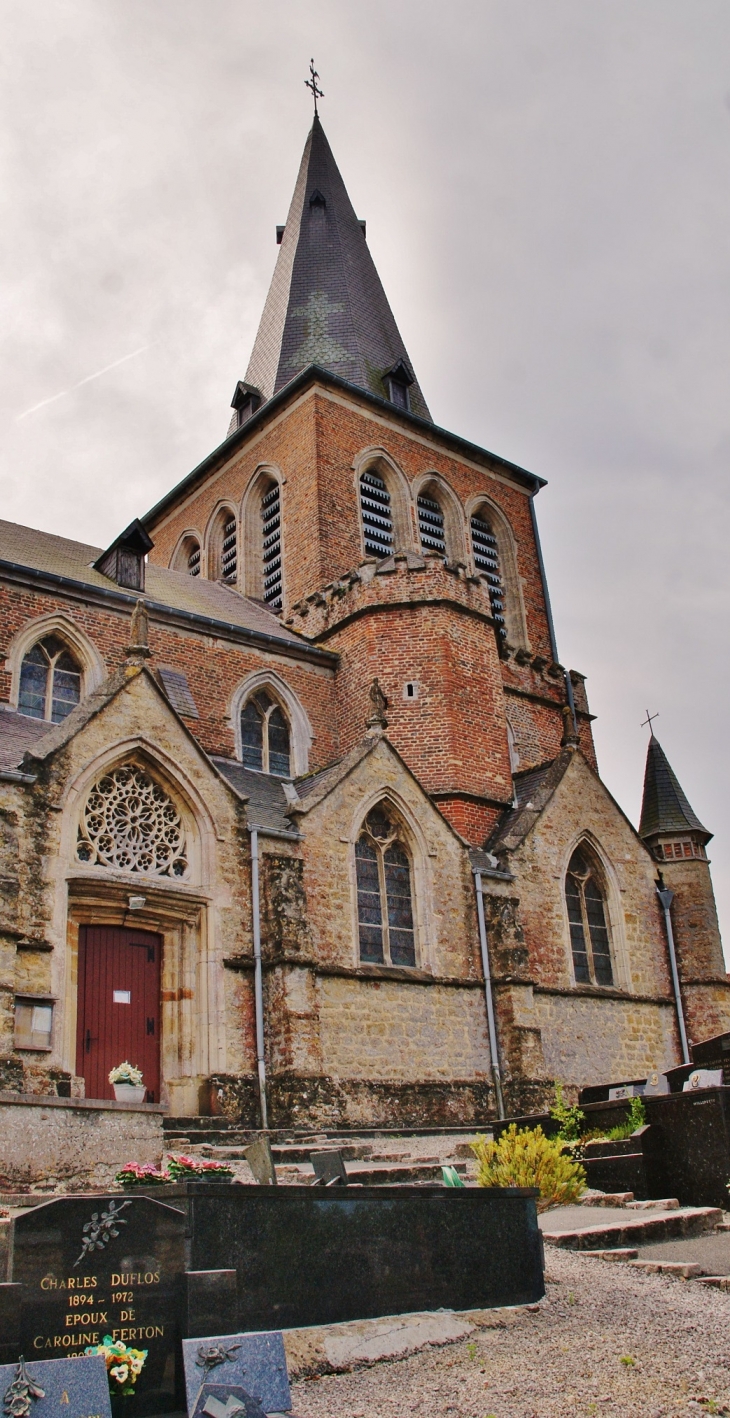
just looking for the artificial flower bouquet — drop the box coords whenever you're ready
[84,1337,147,1397]
[166,1153,234,1181]
[115,1161,171,1188]
[108,1062,144,1086]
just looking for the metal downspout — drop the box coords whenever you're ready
[249,827,269,1128]
[657,880,690,1066]
[473,869,506,1119]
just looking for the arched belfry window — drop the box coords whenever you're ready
[470,510,506,639]
[360,471,394,559]
[417,492,446,556]
[18,636,81,723]
[355,805,416,967]
[261,481,283,610]
[565,846,613,986]
[171,534,201,576]
[240,691,291,776]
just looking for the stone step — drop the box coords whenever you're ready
[630,1259,702,1278]
[278,1160,467,1186]
[205,1143,375,1163]
[542,1206,722,1251]
[582,1248,639,1261]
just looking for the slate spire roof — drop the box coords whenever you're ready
[639,734,711,843]
[243,116,431,420]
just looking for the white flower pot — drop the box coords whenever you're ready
[113,1083,147,1104]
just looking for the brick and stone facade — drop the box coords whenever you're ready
[0,114,727,1127]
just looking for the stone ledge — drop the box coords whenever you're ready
[0,1091,167,1112]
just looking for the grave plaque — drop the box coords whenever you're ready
[191,1383,267,1418]
[0,1355,111,1418]
[12,1196,186,1416]
[182,1333,291,1417]
[309,1151,347,1186]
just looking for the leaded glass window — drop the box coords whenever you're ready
[355,805,416,967]
[240,691,291,776]
[18,636,81,723]
[565,847,613,986]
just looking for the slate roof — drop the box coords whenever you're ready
[211,758,296,835]
[242,116,431,422]
[639,734,710,842]
[0,709,53,772]
[0,519,312,651]
[486,755,572,855]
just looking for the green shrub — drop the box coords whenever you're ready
[549,1081,586,1142]
[603,1095,647,1141]
[471,1124,586,1210]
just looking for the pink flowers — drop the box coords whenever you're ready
[167,1154,234,1180]
[115,1162,170,1187]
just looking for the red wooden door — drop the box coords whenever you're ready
[76,926,161,1102]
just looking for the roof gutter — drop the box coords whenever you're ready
[0,558,337,669]
[142,365,546,530]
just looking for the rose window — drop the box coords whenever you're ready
[76,765,188,878]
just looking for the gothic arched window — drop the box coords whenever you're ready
[417,491,446,556]
[355,805,416,967]
[240,691,291,776]
[470,508,506,640]
[360,471,394,559]
[565,846,613,986]
[18,636,81,723]
[261,480,283,609]
[209,509,238,585]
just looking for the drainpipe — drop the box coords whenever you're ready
[249,827,269,1128]
[473,869,506,1119]
[529,490,578,736]
[657,877,690,1066]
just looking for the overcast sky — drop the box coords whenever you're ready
[2,1,729,953]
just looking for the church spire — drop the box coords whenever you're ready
[241,116,431,421]
[639,733,711,845]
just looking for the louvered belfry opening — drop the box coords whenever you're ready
[187,541,201,576]
[417,493,446,556]
[360,471,394,559]
[261,482,283,610]
[221,516,238,584]
[471,512,506,638]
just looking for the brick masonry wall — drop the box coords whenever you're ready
[145,381,596,783]
[0,581,339,771]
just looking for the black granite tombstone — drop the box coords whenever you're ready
[0,1283,21,1364]
[11,1195,186,1416]
[185,1270,238,1338]
[187,1184,544,1329]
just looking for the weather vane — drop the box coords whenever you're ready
[641,710,659,732]
[305,59,324,115]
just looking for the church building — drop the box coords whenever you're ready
[1,115,728,1125]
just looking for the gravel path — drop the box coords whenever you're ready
[290,1248,730,1417]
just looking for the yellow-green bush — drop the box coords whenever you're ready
[471,1124,586,1210]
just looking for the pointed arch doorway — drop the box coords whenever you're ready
[75,925,162,1102]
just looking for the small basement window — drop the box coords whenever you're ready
[15,997,54,1050]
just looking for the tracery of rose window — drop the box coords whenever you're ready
[76,764,188,878]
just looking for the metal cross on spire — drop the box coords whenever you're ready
[305,58,324,115]
[641,709,660,733]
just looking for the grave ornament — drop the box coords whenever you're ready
[0,1357,111,1418]
[182,1333,291,1417]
